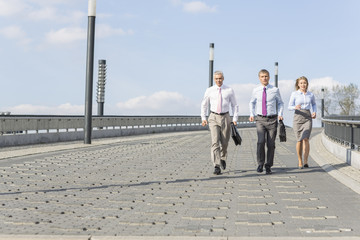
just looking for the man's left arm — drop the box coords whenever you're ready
[276,88,284,120]
[230,89,239,125]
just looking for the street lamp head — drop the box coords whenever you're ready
[209,43,214,61]
[320,88,325,100]
[88,0,96,17]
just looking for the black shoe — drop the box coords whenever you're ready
[304,164,309,168]
[265,165,272,174]
[257,164,264,173]
[213,166,221,175]
[220,160,226,170]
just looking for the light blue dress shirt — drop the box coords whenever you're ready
[288,90,317,112]
[249,84,284,117]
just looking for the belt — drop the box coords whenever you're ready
[257,114,278,119]
[211,111,229,116]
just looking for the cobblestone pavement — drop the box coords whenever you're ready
[0,129,360,239]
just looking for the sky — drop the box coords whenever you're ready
[1,0,359,126]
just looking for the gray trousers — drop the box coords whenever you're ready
[208,112,231,167]
[255,116,278,167]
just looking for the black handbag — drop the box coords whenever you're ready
[230,122,242,145]
[279,120,286,142]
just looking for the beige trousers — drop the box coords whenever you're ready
[208,112,231,166]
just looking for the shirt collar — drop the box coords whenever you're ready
[216,84,224,90]
[262,84,271,90]
[297,89,307,94]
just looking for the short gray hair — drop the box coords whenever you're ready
[214,70,224,78]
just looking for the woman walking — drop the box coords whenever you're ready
[288,76,317,169]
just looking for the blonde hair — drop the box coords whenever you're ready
[295,76,309,91]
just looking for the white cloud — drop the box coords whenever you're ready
[96,24,134,38]
[67,10,86,23]
[28,7,85,24]
[172,0,217,13]
[0,25,26,39]
[230,83,257,115]
[121,13,138,19]
[28,0,73,5]
[45,27,86,44]
[44,24,133,45]
[116,91,198,115]
[5,103,84,115]
[27,7,57,21]
[0,0,28,17]
[309,76,341,90]
[57,103,84,114]
[0,25,31,45]
[183,1,217,13]
[0,0,85,24]
[171,0,183,6]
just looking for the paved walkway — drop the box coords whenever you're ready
[0,128,360,239]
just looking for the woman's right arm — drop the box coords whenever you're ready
[288,92,296,111]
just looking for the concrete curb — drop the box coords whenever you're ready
[309,132,360,195]
[1,236,360,240]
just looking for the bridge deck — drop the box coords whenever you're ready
[0,128,360,239]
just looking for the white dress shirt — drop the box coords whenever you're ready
[249,84,284,117]
[288,90,317,112]
[201,84,239,122]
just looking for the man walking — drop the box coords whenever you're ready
[201,71,238,175]
[249,69,284,174]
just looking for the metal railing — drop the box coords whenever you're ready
[0,115,254,147]
[322,116,360,151]
[0,115,253,134]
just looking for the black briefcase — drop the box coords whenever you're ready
[279,120,286,142]
[230,122,242,145]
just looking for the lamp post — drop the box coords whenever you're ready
[274,62,278,88]
[209,43,214,87]
[84,0,96,144]
[321,88,325,127]
[97,59,106,116]
[207,43,214,117]
[274,62,279,113]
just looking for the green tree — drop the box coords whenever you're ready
[332,83,359,115]
[310,87,331,116]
